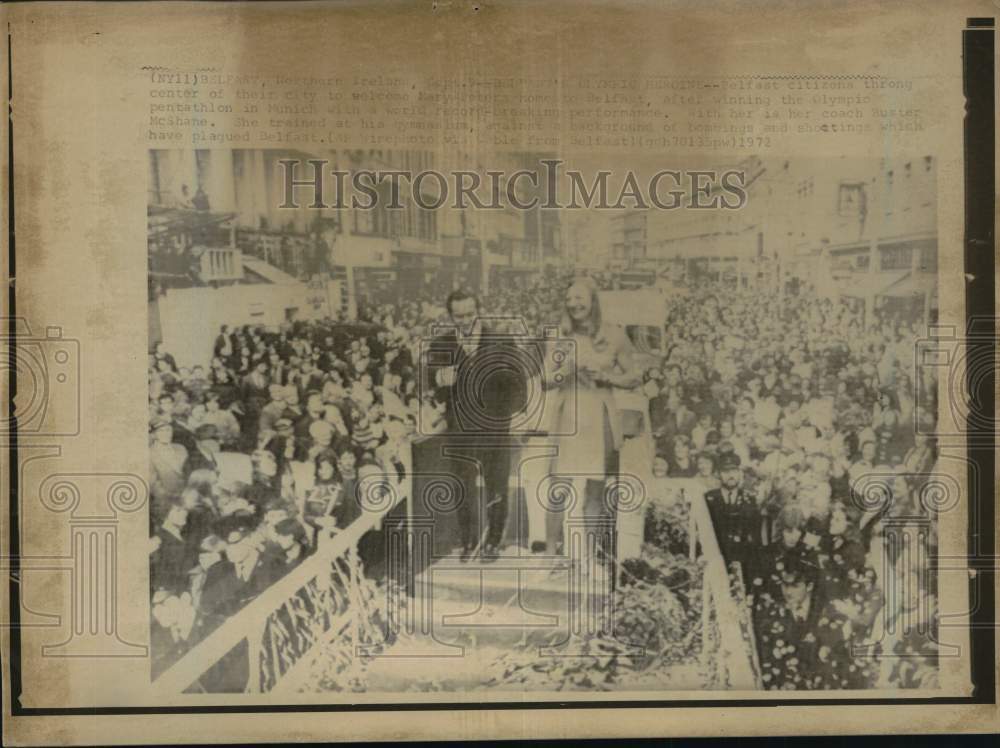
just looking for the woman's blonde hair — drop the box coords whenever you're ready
[559,276,605,343]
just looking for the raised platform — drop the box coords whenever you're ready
[361,546,714,692]
[361,546,623,690]
[414,548,608,643]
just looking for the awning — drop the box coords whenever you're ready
[839,270,911,300]
[242,256,301,285]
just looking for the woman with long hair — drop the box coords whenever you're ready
[543,277,641,563]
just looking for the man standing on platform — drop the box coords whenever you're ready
[424,289,528,563]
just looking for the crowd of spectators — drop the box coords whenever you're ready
[146,267,596,676]
[149,265,941,690]
[148,309,445,675]
[472,268,941,690]
[639,285,940,690]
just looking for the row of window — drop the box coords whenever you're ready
[844,243,938,273]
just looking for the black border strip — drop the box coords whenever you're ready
[7,18,24,712]
[5,16,997,718]
[963,15,996,705]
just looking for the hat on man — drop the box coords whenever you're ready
[718,452,742,471]
[214,513,256,544]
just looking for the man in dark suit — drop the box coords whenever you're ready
[213,325,233,360]
[240,361,271,448]
[705,452,764,588]
[197,517,269,627]
[751,558,821,690]
[295,359,327,400]
[423,289,528,562]
[150,499,194,595]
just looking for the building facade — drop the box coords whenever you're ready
[608,155,937,324]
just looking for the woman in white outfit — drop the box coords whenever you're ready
[542,278,641,561]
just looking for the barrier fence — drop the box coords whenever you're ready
[152,469,411,694]
[683,479,762,689]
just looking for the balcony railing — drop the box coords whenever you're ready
[199,247,244,282]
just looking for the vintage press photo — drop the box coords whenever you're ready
[146,150,946,697]
[2,1,997,744]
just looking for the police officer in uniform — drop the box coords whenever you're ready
[705,452,764,590]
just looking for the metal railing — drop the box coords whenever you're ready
[152,467,411,694]
[680,478,761,689]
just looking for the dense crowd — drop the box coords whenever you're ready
[146,268,589,676]
[148,267,940,690]
[640,285,940,690]
[148,310,443,675]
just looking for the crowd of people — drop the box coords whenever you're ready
[146,267,600,675]
[148,312,438,675]
[483,268,942,690]
[639,285,940,690]
[148,265,941,691]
